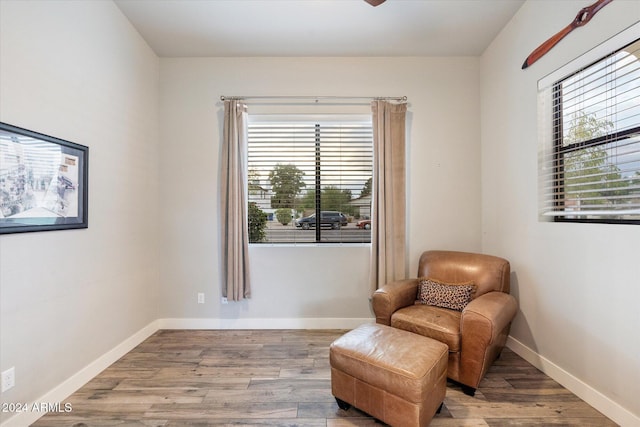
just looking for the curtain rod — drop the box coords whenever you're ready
[220,95,407,102]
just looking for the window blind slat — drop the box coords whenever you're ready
[247,119,373,243]
[539,37,640,223]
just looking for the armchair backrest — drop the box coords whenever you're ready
[417,250,510,298]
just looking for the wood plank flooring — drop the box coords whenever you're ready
[32,329,617,426]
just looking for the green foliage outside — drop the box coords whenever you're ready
[265,163,371,218]
[322,186,354,215]
[299,189,315,211]
[275,208,292,225]
[269,164,306,208]
[298,186,356,216]
[563,112,628,207]
[247,167,263,195]
[248,202,267,243]
[361,177,372,198]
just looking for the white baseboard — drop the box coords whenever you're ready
[158,317,374,330]
[506,336,639,427]
[0,320,160,427]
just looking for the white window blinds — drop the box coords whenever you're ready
[539,32,640,223]
[247,116,373,243]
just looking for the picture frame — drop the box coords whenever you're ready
[0,122,88,234]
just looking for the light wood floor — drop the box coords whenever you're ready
[33,329,617,426]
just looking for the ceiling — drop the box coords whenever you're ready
[114,0,525,57]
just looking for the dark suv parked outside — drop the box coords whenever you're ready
[295,211,347,230]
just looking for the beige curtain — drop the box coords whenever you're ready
[370,100,407,290]
[220,100,251,301]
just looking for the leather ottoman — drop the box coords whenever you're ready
[330,323,448,426]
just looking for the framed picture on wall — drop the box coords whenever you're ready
[0,122,88,234]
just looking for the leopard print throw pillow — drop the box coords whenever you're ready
[416,278,476,311]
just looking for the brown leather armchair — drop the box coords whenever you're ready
[372,250,518,396]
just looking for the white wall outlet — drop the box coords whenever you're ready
[197,293,205,304]
[221,297,228,304]
[1,367,15,392]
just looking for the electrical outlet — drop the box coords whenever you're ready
[197,293,205,304]
[1,367,15,392]
[221,297,228,304]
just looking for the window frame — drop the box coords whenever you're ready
[540,30,640,225]
[246,114,374,244]
[552,91,640,224]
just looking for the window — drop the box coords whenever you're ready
[539,35,640,223]
[247,116,373,243]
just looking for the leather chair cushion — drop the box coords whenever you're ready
[391,304,461,352]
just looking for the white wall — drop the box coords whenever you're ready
[481,1,640,424]
[0,1,160,422]
[158,57,482,324]
[2,0,636,425]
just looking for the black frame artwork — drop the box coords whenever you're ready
[0,122,88,234]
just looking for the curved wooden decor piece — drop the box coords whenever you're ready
[522,0,613,69]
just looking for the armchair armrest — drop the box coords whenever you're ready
[459,291,518,387]
[462,291,518,338]
[371,279,420,325]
